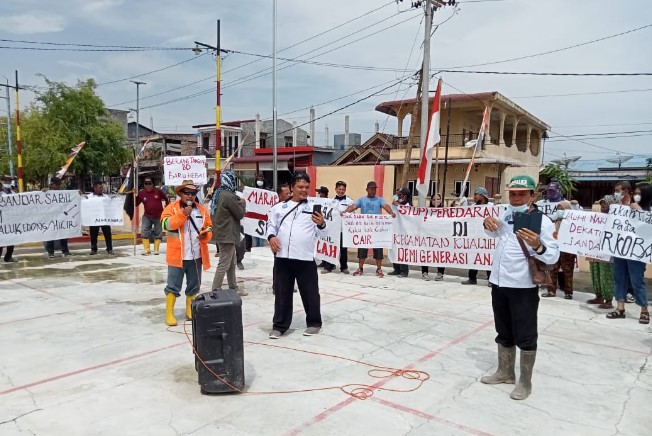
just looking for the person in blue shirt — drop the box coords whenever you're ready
[344,180,396,278]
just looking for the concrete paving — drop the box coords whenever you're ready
[0,245,650,436]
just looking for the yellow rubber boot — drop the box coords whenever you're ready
[186,295,197,320]
[165,293,177,326]
[153,239,161,255]
[142,239,151,255]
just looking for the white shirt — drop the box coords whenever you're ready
[183,205,205,260]
[486,208,560,288]
[266,199,328,261]
[331,195,354,214]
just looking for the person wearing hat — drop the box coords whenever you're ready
[44,176,73,259]
[136,177,169,255]
[388,187,412,277]
[160,180,213,326]
[0,175,18,262]
[344,180,396,278]
[481,175,559,401]
[462,187,493,286]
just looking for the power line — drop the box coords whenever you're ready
[511,88,652,99]
[551,129,652,138]
[436,70,652,77]
[96,52,209,86]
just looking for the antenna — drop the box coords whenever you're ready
[550,154,580,168]
[605,154,632,170]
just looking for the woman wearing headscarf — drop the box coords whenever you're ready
[211,171,248,296]
[587,195,616,309]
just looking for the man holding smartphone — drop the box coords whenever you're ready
[266,173,327,339]
[481,175,559,401]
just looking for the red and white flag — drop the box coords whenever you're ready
[416,79,442,198]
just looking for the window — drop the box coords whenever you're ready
[284,136,293,147]
[429,181,438,197]
[454,180,471,197]
[259,133,268,148]
[407,180,417,198]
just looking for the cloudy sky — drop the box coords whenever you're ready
[1,0,651,163]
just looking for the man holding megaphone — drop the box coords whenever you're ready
[160,180,213,326]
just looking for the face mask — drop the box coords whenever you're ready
[634,194,641,204]
[614,192,623,202]
[392,194,399,201]
[256,181,264,187]
[2,183,11,189]
[555,210,565,220]
[509,204,529,214]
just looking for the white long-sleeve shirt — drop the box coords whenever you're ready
[487,208,560,288]
[331,195,354,214]
[266,199,328,261]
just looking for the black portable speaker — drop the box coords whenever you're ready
[192,290,245,394]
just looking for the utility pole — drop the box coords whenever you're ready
[273,0,278,191]
[418,0,433,206]
[131,80,145,256]
[14,71,24,192]
[1,80,15,178]
[400,71,423,190]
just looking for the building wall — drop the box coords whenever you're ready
[313,165,395,205]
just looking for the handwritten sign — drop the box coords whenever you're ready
[342,214,393,248]
[81,196,125,226]
[164,156,207,185]
[536,201,560,218]
[599,205,652,263]
[312,197,342,264]
[556,210,610,261]
[242,187,279,238]
[389,205,502,270]
[0,190,82,245]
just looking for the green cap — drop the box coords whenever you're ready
[506,175,536,191]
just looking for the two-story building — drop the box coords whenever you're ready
[372,91,550,203]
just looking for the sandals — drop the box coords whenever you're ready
[640,311,650,325]
[541,292,557,298]
[606,309,625,319]
[598,302,614,310]
[587,297,604,305]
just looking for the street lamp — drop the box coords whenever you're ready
[194,19,229,191]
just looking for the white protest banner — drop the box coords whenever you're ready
[342,214,393,248]
[599,204,652,263]
[536,201,560,218]
[389,205,502,270]
[0,190,82,245]
[556,210,610,261]
[311,197,342,264]
[242,187,278,238]
[81,196,125,226]
[164,155,207,185]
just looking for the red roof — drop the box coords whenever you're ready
[375,92,496,116]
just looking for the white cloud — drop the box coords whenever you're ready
[57,60,95,70]
[0,13,66,34]
[78,0,125,13]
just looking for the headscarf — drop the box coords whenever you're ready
[211,171,238,215]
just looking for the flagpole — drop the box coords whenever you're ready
[418,0,433,207]
[441,98,452,200]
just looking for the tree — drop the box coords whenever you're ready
[540,163,577,199]
[17,78,129,185]
[646,157,652,183]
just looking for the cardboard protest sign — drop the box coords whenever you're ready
[311,197,341,265]
[389,205,502,270]
[536,201,560,218]
[599,205,652,263]
[556,210,610,261]
[81,196,124,226]
[242,187,278,238]
[0,190,82,244]
[164,156,207,185]
[342,214,393,248]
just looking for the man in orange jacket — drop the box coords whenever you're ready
[161,180,213,326]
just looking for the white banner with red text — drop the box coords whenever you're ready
[388,205,503,270]
[164,155,207,185]
[312,197,342,265]
[242,187,279,238]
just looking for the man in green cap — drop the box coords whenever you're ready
[481,175,559,401]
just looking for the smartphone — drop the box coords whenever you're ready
[312,204,322,215]
[512,210,543,234]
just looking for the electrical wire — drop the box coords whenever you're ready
[510,88,652,99]
[96,52,209,86]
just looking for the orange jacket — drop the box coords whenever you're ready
[161,200,213,270]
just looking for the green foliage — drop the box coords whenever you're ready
[540,163,577,199]
[646,158,652,183]
[2,78,129,184]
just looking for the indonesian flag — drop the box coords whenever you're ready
[416,79,442,198]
